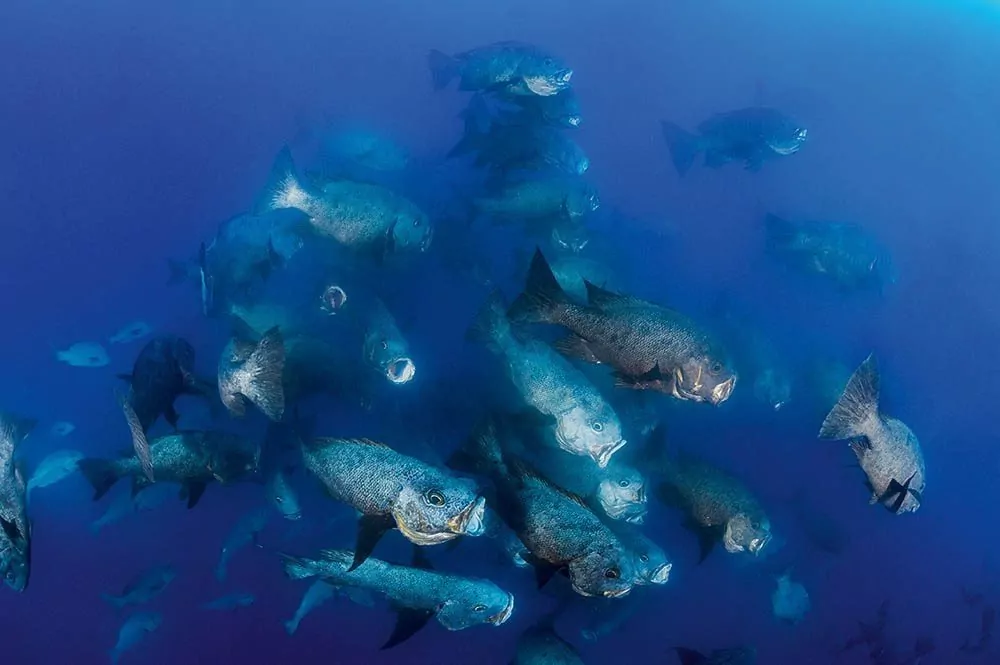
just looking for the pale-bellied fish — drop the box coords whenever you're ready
[109,321,152,345]
[56,342,109,368]
[510,249,736,404]
[474,177,599,222]
[285,579,375,635]
[110,612,162,665]
[362,298,416,385]
[216,508,269,582]
[301,436,486,569]
[428,42,572,97]
[281,548,514,648]
[103,564,176,609]
[818,354,925,514]
[90,483,173,533]
[449,419,636,599]
[218,326,286,422]
[50,421,75,437]
[27,449,83,497]
[468,292,626,468]
[0,413,35,591]
[203,592,255,611]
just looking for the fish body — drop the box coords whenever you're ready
[122,336,212,432]
[818,354,925,514]
[285,579,337,635]
[429,42,572,97]
[510,250,736,404]
[281,549,515,638]
[56,342,109,368]
[451,121,588,176]
[110,612,162,665]
[362,299,416,385]
[109,321,152,345]
[512,616,584,665]
[90,484,173,533]
[203,592,255,611]
[103,565,176,609]
[0,414,34,591]
[218,326,286,421]
[27,449,83,496]
[674,646,757,665]
[772,572,810,624]
[469,292,626,468]
[475,178,599,221]
[216,508,269,582]
[662,107,807,176]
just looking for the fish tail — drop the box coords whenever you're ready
[508,248,569,325]
[245,327,286,422]
[819,354,880,440]
[77,458,122,501]
[258,146,309,213]
[763,213,799,252]
[279,553,319,581]
[284,618,300,635]
[427,49,458,90]
[466,290,512,349]
[660,121,700,177]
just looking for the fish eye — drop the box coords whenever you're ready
[473,604,486,612]
[591,422,603,432]
[604,567,620,579]
[412,219,421,227]
[425,489,446,507]
[617,479,630,488]
[275,496,284,504]
[709,361,723,375]
[380,340,388,350]
[639,554,649,563]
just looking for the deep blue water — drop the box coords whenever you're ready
[2,1,1000,663]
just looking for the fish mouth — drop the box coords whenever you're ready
[525,75,566,97]
[385,358,416,384]
[567,116,581,127]
[321,286,348,313]
[710,376,736,405]
[446,496,487,537]
[749,533,772,555]
[395,519,457,546]
[577,158,590,174]
[283,510,303,521]
[649,563,672,585]
[419,227,434,252]
[602,586,632,599]
[558,69,573,83]
[488,594,515,625]
[593,438,627,469]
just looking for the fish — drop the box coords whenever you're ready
[468,292,626,468]
[217,326,286,421]
[449,120,589,176]
[450,419,636,598]
[428,41,572,97]
[103,564,176,609]
[77,430,259,509]
[511,613,584,665]
[0,413,35,591]
[818,354,925,514]
[203,592,255,611]
[301,436,486,569]
[580,595,640,642]
[509,249,736,404]
[216,508,269,582]
[284,579,375,635]
[56,342,109,368]
[261,419,304,520]
[474,178,599,222]
[108,321,153,345]
[281,548,514,648]
[362,299,416,385]
[320,127,410,172]
[765,215,895,292]
[49,421,75,437]
[508,88,583,128]
[673,646,757,665]
[26,449,83,497]
[772,571,810,624]
[118,335,216,433]
[90,483,173,533]
[265,469,301,521]
[609,522,672,585]
[261,148,433,256]
[109,612,162,665]
[960,605,994,653]
[642,426,772,562]
[661,107,807,176]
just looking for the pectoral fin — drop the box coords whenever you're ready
[381,606,436,650]
[350,514,395,571]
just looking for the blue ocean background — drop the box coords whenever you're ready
[2,0,999,663]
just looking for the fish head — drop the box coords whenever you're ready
[207,436,260,483]
[631,541,672,586]
[319,284,349,314]
[393,475,486,544]
[0,541,30,592]
[766,122,808,156]
[753,368,792,411]
[436,584,514,630]
[672,354,737,405]
[554,404,626,469]
[519,56,573,97]
[550,219,590,253]
[267,473,302,520]
[364,327,416,386]
[564,183,600,218]
[390,211,434,254]
[724,513,772,556]
[595,465,647,522]
[568,548,635,599]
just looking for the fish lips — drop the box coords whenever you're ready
[488,594,515,626]
[649,562,672,585]
[710,376,737,405]
[385,357,416,385]
[447,496,487,537]
[593,438,627,469]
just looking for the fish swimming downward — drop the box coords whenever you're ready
[217,326,286,422]
[0,413,34,591]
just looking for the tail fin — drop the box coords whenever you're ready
[660,121,700,177]
[243,327,286,422]
[466,290,512,349]
[507,248,569,325]
[78,458,121,501]
[763,214,799,252]
[258,147,309,214]
[427,50,459,91]
[819,354,880,440]
[674,647,709,665]
[279,553,318,581]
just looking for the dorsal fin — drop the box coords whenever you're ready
[509,457,590,509]
[583,280,645,308]
[349,438,392,450]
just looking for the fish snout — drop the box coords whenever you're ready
[321,286,348,313]
[649,562,672,585]
[710,376,736,405]
[488,594,515,626]
[385,357,416,385]
[448,496,487,536]
[593,438,626,469]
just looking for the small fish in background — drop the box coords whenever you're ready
[108,321,152,345]
[320,126,411,172]
[26,449,83,497]
[90,484,173,534]
[110,612,162,665]
[216,508,269,583]
[672,646,757,665]
[0,413,35,592]
[203,592,255,611]
[56,342,109,368]
[836,600,889,659]
[49,421,75,437]
[960,604,995,653]
[217,326,286,421]
[362,299,416,386]
[898,637,936,665]
[771,570,810,624]
[284,579,375,635]
[103,564,177,610]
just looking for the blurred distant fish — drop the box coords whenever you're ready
[321,128,410,172]
[509,88,583,128]
[474,177,599,222]
[772,571,810,624]
[449,118,589,176]
[429,41,572,97]
[26,449,82,497]
[673,646,757,665]
[110,612,162,665]
[56,342,109,368]
[302,436,486,570]
[108,321,152,345]
[281,548,514,648]
[511,613,583,665]
[218,326,286,421]
[661,107,807,176]
[510,249,736,404]
[216,508,269,582]
[103,564,176,609]
[285,579,375,635]
[50,421,75,437]
[90,483,173,534]
[819,354,925,514]
[0,413,34,592]
[203,592,255,611]
[362,299,416,386]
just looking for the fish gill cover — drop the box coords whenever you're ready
[0,0,998,664]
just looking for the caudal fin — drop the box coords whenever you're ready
[244,327,286,422]
[819,354,880,440]
[660,121,700,177]
[78,458,121,501]
[427,50,459,91]
[258,147,310,214]
[466,290,511,349]
[507,248,569,325]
